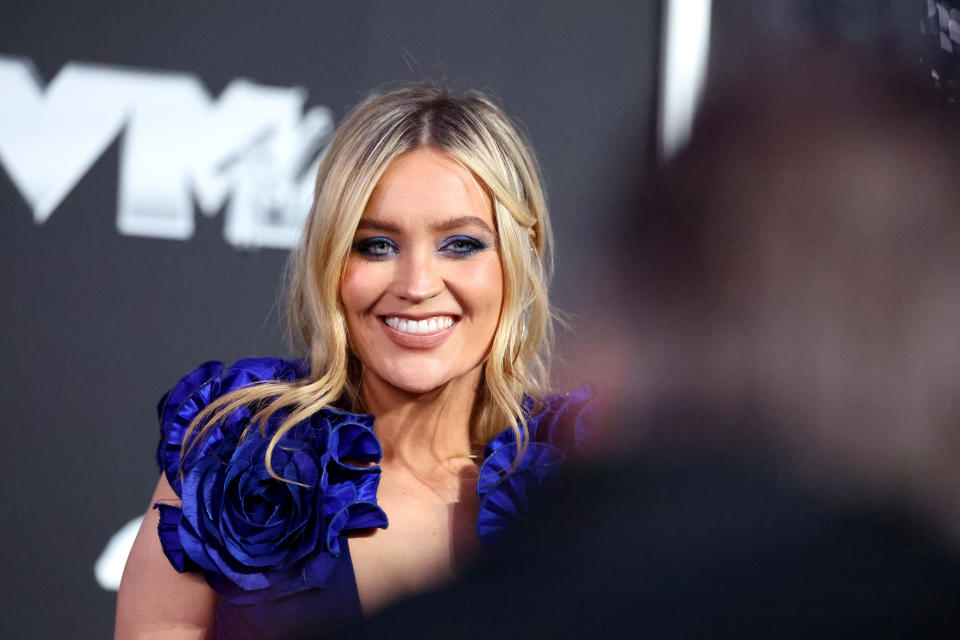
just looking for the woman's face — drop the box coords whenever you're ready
[341,147,503,397]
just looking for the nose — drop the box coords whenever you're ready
[392,246,444,302]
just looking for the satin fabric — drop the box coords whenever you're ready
[154,358,597,637]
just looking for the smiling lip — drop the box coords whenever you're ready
[379,315,458,349]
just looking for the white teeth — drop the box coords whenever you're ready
[383,316,454,334]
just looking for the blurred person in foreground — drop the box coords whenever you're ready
[356,48,960,638]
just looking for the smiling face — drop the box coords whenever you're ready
[340,147,504,399]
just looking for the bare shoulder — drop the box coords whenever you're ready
[115,475,218,639]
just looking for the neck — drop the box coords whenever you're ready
[361,368,480,471]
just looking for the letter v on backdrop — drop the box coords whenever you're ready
[0,56,333,249]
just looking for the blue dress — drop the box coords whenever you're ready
[154,358,597,640]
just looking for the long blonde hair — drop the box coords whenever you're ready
[181,84,554,479]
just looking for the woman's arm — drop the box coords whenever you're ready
[115,475,219,639]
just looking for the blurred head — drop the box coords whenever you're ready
[288,84,554,445]
[618,49,960,538]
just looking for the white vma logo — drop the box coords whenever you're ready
[0,56,334,249]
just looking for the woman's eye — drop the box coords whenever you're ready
[439,235,487,257]
[353,237,397,259]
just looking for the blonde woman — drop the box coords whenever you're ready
[115,85,596,639]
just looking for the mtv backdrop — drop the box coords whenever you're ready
[1,58,331,248]
[0,2,657,636]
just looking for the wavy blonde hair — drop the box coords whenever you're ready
[181,84,554,479]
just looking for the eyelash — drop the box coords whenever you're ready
[352,237,397,259]
[439,235,488,257]
[352,235,489,260]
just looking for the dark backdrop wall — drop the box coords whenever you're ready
[0,2,658,636]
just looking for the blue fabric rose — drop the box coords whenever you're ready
[185,423,336,603]
[154,359,388,603]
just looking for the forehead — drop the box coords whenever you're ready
[362,148,494,228]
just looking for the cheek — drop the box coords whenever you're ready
[340,260,387,363]
[340,258,383,315]
[453,255,504,316]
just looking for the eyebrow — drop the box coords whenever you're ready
[355,216,495,235]
[431,215,495,234]
[355,219,401,233]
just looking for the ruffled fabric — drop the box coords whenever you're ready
[154,358,388,604]
[154,358,597,601]
[475,384,601,545]
[155,358,306,495]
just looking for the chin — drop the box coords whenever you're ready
[384,371,455,395]
[377,360,481,397]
